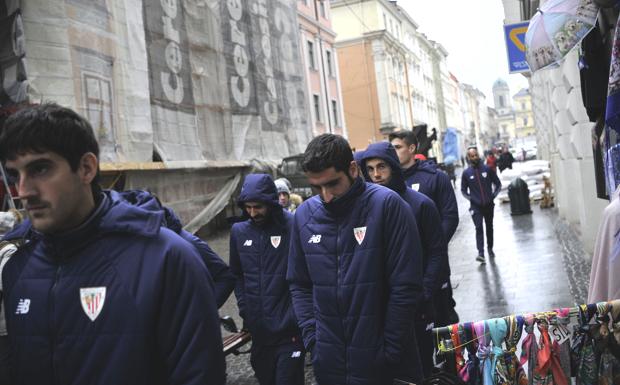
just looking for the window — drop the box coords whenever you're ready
[521,102,526,110]
[319,1,326,18]
[313,94,321,122]
[523,117,528,126]
[499,95,505,107]
[307,40,316,69]
[383,13,387,29]
[326,50,334,77]
[332,100,339,126]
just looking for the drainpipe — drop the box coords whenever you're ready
[315,0,333,133]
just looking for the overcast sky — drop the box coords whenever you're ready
[400,1,530,106]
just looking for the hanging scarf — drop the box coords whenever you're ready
[552,308,573,381]
[461,322,482,385]
[594,303,620,385]
[476,320,494,385]
[521,314,539,385]
[487,318,509,385]
[453,323,466,375]
[504,315,528,385]
[606,13,620,136]
[571,304,599,385]
[534,317,568,385]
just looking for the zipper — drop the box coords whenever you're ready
[335,223,348,381]
[50,264,62,385]
[475,169,488,205]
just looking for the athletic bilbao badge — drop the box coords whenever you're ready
[80,287,106,321]
[271,236,281,248]
[411,183,420,191]
[482,172,487,178]
[353,226,367,245]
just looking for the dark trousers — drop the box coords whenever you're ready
[250,341,305,385]
[470,204,494,255]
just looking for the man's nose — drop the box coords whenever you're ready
[373,169,381,178]
[16,175,34,199]
[321,188,334,203]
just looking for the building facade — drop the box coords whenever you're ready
[493,79,516,144]
[330,0,446,151]
[501,0,607,254]
[298,0,347,137]
[512,88,536,139]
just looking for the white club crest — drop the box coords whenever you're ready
[353,226,367,245]
[482,172,488,178]
[270,236,281,248]
[411,183,420,191]
[80,287,106,322]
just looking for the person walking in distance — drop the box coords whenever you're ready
[287,134,424,385]
[359,142,448,378]
[0,103,225,385]
[461,147,502,264]
[230,174,304,385]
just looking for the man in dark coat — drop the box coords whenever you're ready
[359,142,448,378]
[389,130,459,327]
[231,174,304,385]
[498,147,515,172]
[0,104,225,385]
[461,147,502,263]
[287,134,424,385]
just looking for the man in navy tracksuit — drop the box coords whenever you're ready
[389,130,459,327]
[0,104,225,385]
[359,142,448,378]
[461,147,502,263]
[287,134,424,385]
[230,174,304,385]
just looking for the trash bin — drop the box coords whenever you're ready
[508,178,532,215]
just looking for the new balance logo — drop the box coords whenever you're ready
[308,235,322,244]
[243,240,252,246]
[15,299,30,315]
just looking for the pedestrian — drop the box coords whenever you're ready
[274,178,297,213]
[0,103,225,384]
[287,134,424,385]
[498,146,515,172]
[110,189,236,308]
[230,174,304,385]
[485,150,497,173]
[360,141,448,378]
[461,147,502,264]
[275,178,303,211]
[389,130,459,327]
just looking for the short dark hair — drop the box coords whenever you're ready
[0,103,101,187]
[302,134,353,173]
[388,130,418,147]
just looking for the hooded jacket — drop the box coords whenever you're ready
[1,191,225,385]
[230,174,300,346]
[108,190,235,308]
[461,163,502,208]
[360,142,449,303]
[287,174,424,385]
[403,161,459,242]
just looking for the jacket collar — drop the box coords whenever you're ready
[322,176,366,217]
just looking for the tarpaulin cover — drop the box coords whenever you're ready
[442,127,460,165]
[0,0,312,163]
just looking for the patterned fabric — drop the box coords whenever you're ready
[571,304,599,385]
[521,315,539,385]
[553,309,573,381]
[488,318,509,385]
[504,316,528,385]
[461,322,482,385]
[476,320,494,385]
[453,323,466,375]
[533,319,556,385]
[594,305,620,385]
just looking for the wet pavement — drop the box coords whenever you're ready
[204,169,591,383]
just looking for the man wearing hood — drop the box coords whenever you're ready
[359,142,448,378]
[287,134,424,385]
[461,147,502,264]
[389,130,459,327]
[0,104,225,385]
[230,174,304,385]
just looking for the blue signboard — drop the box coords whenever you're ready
[504,21,530,73]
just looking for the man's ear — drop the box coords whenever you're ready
[409,144,417,154]
[349,160,359,179]
[78,152,99,185]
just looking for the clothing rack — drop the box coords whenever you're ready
[432,299,620,345]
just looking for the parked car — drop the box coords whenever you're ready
[277,154,313,199]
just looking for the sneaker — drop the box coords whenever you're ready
[476,254,486,263]
[488,250,495,258]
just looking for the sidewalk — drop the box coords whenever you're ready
[449,174,591,324]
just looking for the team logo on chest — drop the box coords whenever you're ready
[80,287,106,322]
[270,236,281,248]
[482,172,488,178]
[353,226,367,245]
[411,183,420,191]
